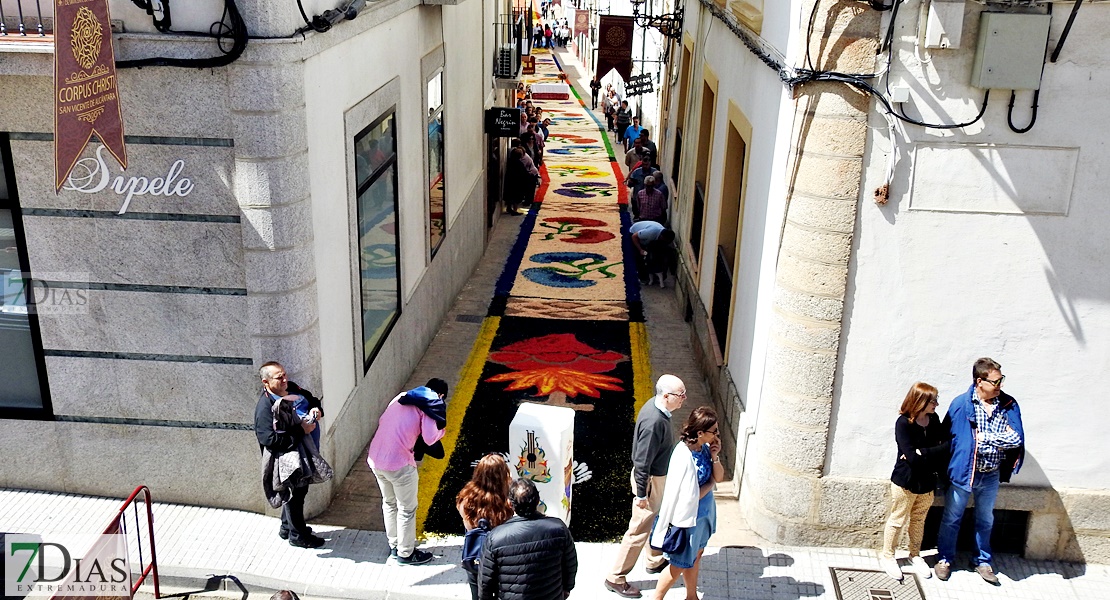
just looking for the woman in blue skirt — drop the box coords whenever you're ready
[650,406,725,600]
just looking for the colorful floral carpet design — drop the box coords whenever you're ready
[418,50,653,542]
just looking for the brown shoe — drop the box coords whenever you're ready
[976,563,1000,585]
[604,579,642,598]
[934,559,951,581]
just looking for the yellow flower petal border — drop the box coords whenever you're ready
[630,321,653,416]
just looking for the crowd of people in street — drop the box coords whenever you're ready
[253,356,1026,598]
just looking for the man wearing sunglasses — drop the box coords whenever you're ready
[935,358,1025,585]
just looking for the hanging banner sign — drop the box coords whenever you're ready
[573,10,589,37]
[54,0,127,192]
[595,16,634,82]
[522,55,536,75]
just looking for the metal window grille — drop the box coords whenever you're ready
[0,0,52,37]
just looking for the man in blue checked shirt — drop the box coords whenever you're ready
[934,357,1025,586]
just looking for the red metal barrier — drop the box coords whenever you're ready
[104,486,160,599]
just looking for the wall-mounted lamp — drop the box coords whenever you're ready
[629,0,683,41]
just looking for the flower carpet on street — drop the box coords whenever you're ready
[418,50,654,542]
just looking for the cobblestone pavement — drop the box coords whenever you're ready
[3,488,1107,600]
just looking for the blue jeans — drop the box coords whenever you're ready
[938,468,1000,566]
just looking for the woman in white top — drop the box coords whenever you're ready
[650,406,725,600]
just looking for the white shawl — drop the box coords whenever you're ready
[650,442,699,548]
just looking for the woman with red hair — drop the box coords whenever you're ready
[457,453,514,600]
[880,382,950,581]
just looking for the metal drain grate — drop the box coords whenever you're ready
[829,568,925,600]
[454,314,485,323]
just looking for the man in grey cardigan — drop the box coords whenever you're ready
[604,375,687,598]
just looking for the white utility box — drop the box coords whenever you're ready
[925,0,966,49]
[970,12,1051,90]
[509,403,575,525]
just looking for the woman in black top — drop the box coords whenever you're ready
[880,382,949,581]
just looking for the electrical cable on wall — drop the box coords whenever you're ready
[117,0,248,69]
[117,0,368,69]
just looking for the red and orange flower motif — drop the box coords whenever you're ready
[486,333,626,398]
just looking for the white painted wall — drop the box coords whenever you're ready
[676,0,801,421]
[301,3,483,417]
[831,2,1110,490]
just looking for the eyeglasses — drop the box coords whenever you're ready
[927,398,940,405]
[981,375,1005,387]
[706,427,720,435]
[667,392,687,398]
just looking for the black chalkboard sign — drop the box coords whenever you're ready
[485,107,521,137]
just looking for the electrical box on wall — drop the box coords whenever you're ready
[925,0,966,49]
[970,12,1051,90]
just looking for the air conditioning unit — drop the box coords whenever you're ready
[495,44,515,78]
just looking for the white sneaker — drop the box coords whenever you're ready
[880,557,904,581]
[911,556,932,579]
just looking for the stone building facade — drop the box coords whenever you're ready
[655,0,1110,562]
[0,0,513,515]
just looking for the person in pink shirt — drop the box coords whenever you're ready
[367,378,449,565]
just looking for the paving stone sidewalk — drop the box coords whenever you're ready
[3,488,1107,600]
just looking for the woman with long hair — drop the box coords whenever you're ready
[880,382,950,581]
[456,453,514,600]
[650,406,725,600]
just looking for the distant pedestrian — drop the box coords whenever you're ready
[602,90,615,131]
[615,101,633,143]
[367,379,450,565]
[479,479,577,600]
[879,382,948,581]
[622,117,643,152]
[457,454,515,600]
[544,25,553,48]
[635,176,668,225]
[638,129,657,157]
[624,138,645,171]
[649,407,725,600]
[934,358,1025,585]
[590,78,602,109]
[504,145,531,215]
[604,375,687,598]
[629,221,674,288]
[255,362,327,548]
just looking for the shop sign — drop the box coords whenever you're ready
[63,145,194,215]
[522,56,536,75]
[485,107,522,137]
[54,0,127,192]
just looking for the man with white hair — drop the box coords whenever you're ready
[604,375,687,598]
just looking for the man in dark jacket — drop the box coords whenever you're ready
[479,479,577,600]
[255,361,325,548]
[605,374,686,598]
[934,357,1025,585]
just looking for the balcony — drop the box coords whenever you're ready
[0,0,53,50]
[493,10,528,80]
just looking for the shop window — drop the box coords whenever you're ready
[427,72,446,256]
[0,134,51,417]
[353,113,402,370]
